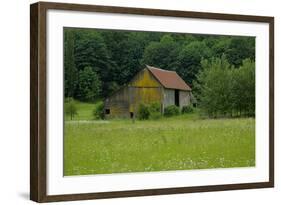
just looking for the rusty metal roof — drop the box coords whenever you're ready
[147,65,191,91]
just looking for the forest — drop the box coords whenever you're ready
[64,28,255,117]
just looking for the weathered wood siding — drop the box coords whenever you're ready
[128,68,163,115]
[179,90,191,108]
[128,87,162,113]
[163,89,191,109]
[129,68,160,87]
[104,86,130,118]
[163,89,175,108]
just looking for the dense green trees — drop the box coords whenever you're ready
[64,28,255,117]
[231,59,255,116]
[195,56,255,117]
[77,66,101,102]
[176,41,212,84]
[225,37,255,67]
[74,31,114,97]
[64,30,78,98]
[142,35,180,70]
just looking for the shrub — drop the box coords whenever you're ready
[181,105,194,114]
[138,103,150,120]
[65,98,78,120]
[149,102,162,120]
[149,102,161,113]
[164,105,180,117]
[93,101,105,119]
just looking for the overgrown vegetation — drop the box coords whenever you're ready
[181,105,194,114]
[137,103,150,120]
[64,116,255,175]
[64,98,78,120]
[164,105,180,117]
[63,101,255,175]
[194,56,255,118]
[149,102,162,120]
[93,101,105,120]
[137,103,186,120]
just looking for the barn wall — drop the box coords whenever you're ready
[129,87,162,113]
[179,91,191,108]
[129,68,160,87]
[163,89,175,108]
[128,68,163,115]
[104,87,130,118]
[163,89,192,109]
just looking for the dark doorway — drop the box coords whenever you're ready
[105,109,110,114]
[175,89,179,106]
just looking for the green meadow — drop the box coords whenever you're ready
[64,102,255,176]
[64,101,99,121]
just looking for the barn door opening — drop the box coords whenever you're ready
[175,89,179,107]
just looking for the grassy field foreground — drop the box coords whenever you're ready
[64,112,255,176]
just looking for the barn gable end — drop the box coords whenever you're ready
[129,68,161,88]
[128,68,163,114]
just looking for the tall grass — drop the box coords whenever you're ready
[64,115,255,176]
[64,101,99,121]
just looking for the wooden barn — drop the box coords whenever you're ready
[104,65,192,118]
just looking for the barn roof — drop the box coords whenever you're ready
[146,65,191,91]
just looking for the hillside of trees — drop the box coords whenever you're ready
[64,28,255,117]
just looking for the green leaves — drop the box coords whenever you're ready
[195,56,255,118]
[93,101,105,120]
[225,37,255,67]
[64,30,78,98]
[65,98,78,120]
[137,103,150,120]
[164,105,180,117]
[176,41,212,84]
[77,66,101,102]
[231,59,255,116]
[142,34,179,70]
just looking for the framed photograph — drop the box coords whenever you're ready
[30,1,274,202]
